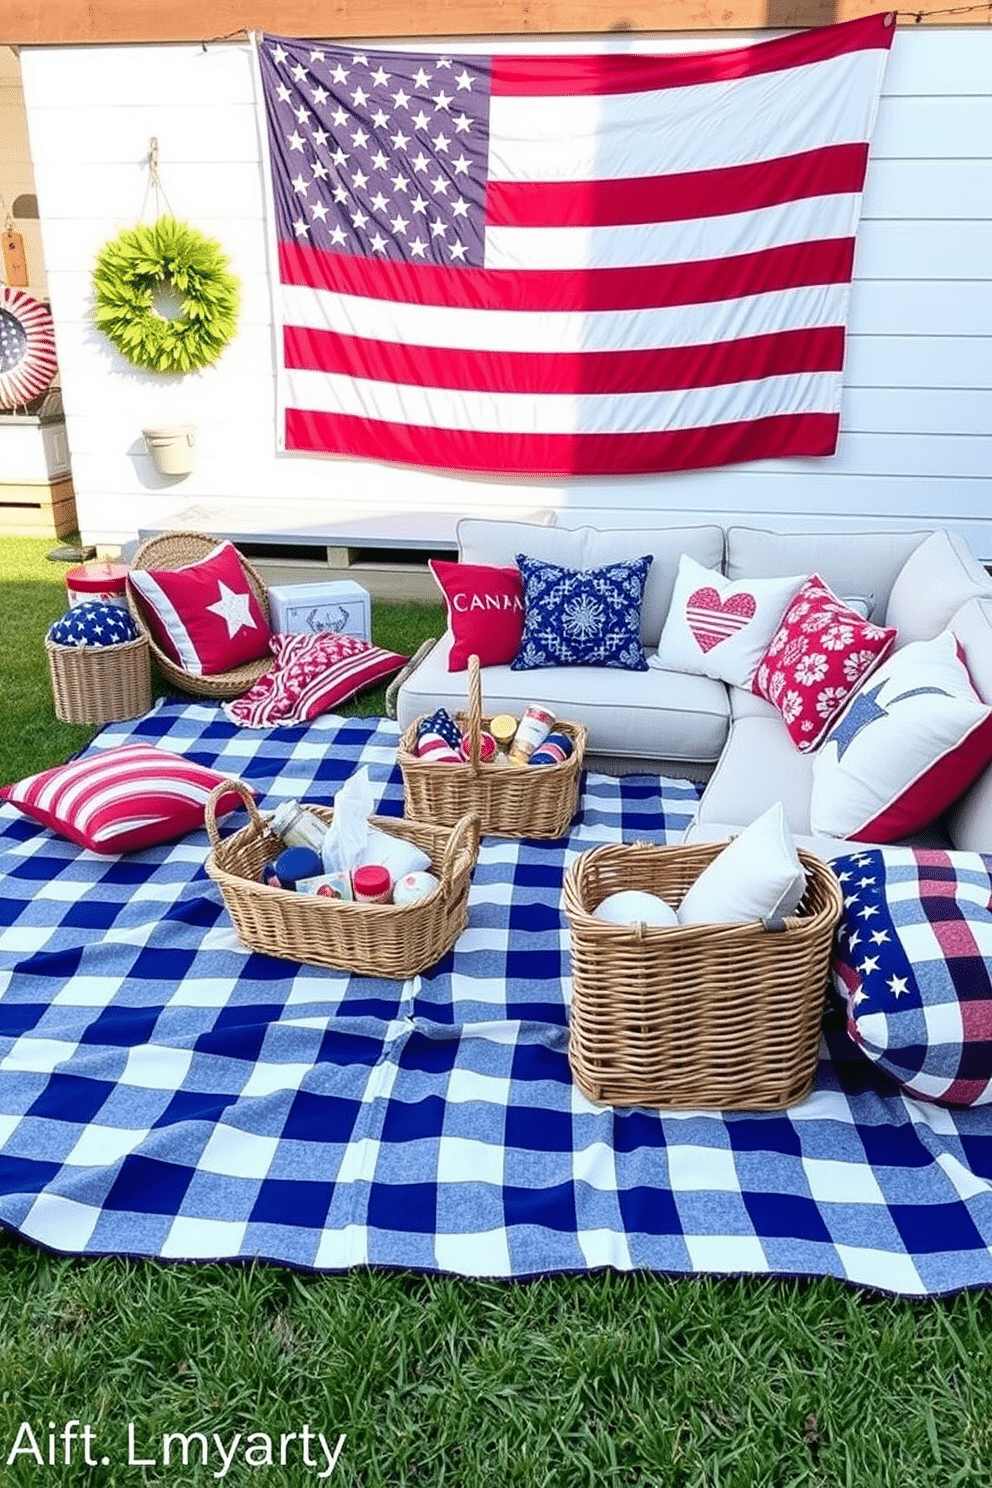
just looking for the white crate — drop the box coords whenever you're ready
[267,580,371,640]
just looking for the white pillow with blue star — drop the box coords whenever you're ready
[511,553,652,671]
[810,631,992,842]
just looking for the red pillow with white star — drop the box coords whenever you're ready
[127,541,272,676]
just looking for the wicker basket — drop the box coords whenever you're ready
[204,780,480,977]
[46,635,152,725]
[126,530,274,701]
[398,654,587,839]
[563,840,844,1111]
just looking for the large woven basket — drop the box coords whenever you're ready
[46,635,152,725]
[205,780,480,977]
[563,840,844,1111]
[126,530,274,701]
[398,654,587,839]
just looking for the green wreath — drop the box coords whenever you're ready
[92,216,240,373]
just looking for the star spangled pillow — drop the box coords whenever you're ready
[127,540,272,676]
[47,602,139,648]
[653,555,806,688]
[831,847,992,1106]
[511,553,652,671]
[810,632,992,843]
[0,744,244,854]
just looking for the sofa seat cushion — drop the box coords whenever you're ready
[396,634,730,764]
[692,715,817,838]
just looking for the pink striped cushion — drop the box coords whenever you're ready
[224,632,407,727]
[0,744,244,853]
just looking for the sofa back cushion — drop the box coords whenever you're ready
[725,527,931,621]
[945,596,992,853]
[457,519,722,648]
[884,530,992,644]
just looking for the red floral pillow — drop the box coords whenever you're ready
[752,575,896,752]
[128,540,272,676]
[429,559,525,671]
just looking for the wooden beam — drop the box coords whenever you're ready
[2,0,984,45]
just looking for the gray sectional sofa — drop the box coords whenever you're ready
[394,519,992,858]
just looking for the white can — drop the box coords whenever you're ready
[508,704,555,765]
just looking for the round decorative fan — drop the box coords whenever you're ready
[0,285,58,409]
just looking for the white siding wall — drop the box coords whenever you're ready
[19,29,992,556]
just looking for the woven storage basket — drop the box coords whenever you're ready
[126,530,274,701]
[205,780,480,977]
[563,840,844,1111]
[398,654,587,839]
[46,635,152,725]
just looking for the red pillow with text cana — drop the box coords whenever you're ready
[429,559,525,671]
[128,540,272,676]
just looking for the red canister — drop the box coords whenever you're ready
[351,864,392,903]
[65,561,131,610]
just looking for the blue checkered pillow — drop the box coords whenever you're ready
[47,602,139,648]
[511,553,652,671]
[831,847,992,1107]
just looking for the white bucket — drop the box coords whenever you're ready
[143,424,195,476]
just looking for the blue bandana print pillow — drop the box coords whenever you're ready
[511,553,652,671]
[47,602,139,648]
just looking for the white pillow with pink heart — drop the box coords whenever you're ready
[652,554,808,687]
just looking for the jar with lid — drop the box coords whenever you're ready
[352,864,392,904]
[269,800,329,854]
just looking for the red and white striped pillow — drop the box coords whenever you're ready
[0,744,244,853]
[127,540,272,676]
[224,632,408,727]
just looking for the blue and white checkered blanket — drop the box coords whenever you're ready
[1,702,990,1296]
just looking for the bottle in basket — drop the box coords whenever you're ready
[508,705,555,765]
[269,800,328,854]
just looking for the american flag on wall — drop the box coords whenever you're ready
[256,15,894,477]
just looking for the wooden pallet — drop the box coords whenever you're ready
[0,477,78,539]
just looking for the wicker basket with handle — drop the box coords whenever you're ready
[398,653,587,839]
[563,839,843,1111]
[46,634,152,725]
[126,530,274,701]
[205,779,480,977]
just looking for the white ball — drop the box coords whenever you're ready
[593,890,678,927]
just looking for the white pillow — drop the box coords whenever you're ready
[653,555,806,687]
[810,631,992,843]
[677,802,807,926]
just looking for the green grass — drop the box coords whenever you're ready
[1,537,991,1486]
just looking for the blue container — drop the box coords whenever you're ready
[271,845,323,890]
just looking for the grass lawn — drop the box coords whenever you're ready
[0,537,990,1486]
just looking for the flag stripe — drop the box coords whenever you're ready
[284,367,839,436]
[489,14,894,95]
[285,409,839,473]
[282,280,851,354]
[284,324,845,397]
[488,53,886,183]
[278,238,855,315]
[486,144,870,229]
[485,196,863,272]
